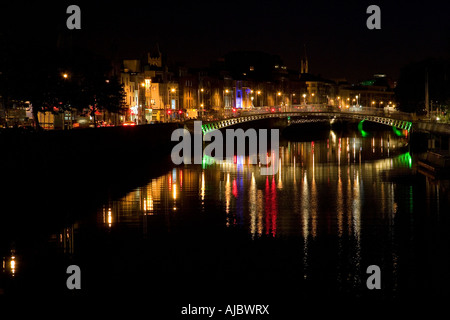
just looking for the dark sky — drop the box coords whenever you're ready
[2,0,450,82]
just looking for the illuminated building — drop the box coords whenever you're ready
[121,59,141,122]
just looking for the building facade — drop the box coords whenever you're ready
[118,48,398,122]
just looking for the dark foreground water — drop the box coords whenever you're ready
[1,129,449,315]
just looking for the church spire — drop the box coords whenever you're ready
[300,44,308,74]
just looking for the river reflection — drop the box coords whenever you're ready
[99,130,412,239]
[3,128,448,304]
[88,129,444,298]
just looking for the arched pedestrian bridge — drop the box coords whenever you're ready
[200,109,414,135]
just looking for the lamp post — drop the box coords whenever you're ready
[224,88,229,117]
[223,89,228,117]
[277,91,281,110]
[61,73,69,129]
[290,93,296,111]
[198,87,204,120]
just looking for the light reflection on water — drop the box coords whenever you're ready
[2,129,442,300]
[90,130,427,293]
[99,131,412,239]
[2,127,449,305]
[92,131,450,294]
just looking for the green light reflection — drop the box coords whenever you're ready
[358,120,370,137]
[396,151,412,168]
[392,126,403,137]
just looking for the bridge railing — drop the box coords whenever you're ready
[222,106,416,122]
[198,106,450,135]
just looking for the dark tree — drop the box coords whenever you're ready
[95,78,126,115]
[0,38,125,129]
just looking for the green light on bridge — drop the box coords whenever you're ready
[392,126,404,136]
[358,120,370,137]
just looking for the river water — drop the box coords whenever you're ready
[1,128,449,313]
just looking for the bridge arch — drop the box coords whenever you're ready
[200,111,413,134]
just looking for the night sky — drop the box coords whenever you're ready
[2,0,450,82]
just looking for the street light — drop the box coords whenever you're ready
[166,86,174,123]
[199,88,205,119]
[61,73,70,129]
[277,92,282,108]
[169,87,177,121]
[256,90,261,107]
[223,89,231,117]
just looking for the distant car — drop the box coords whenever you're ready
[122,121,136,126]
